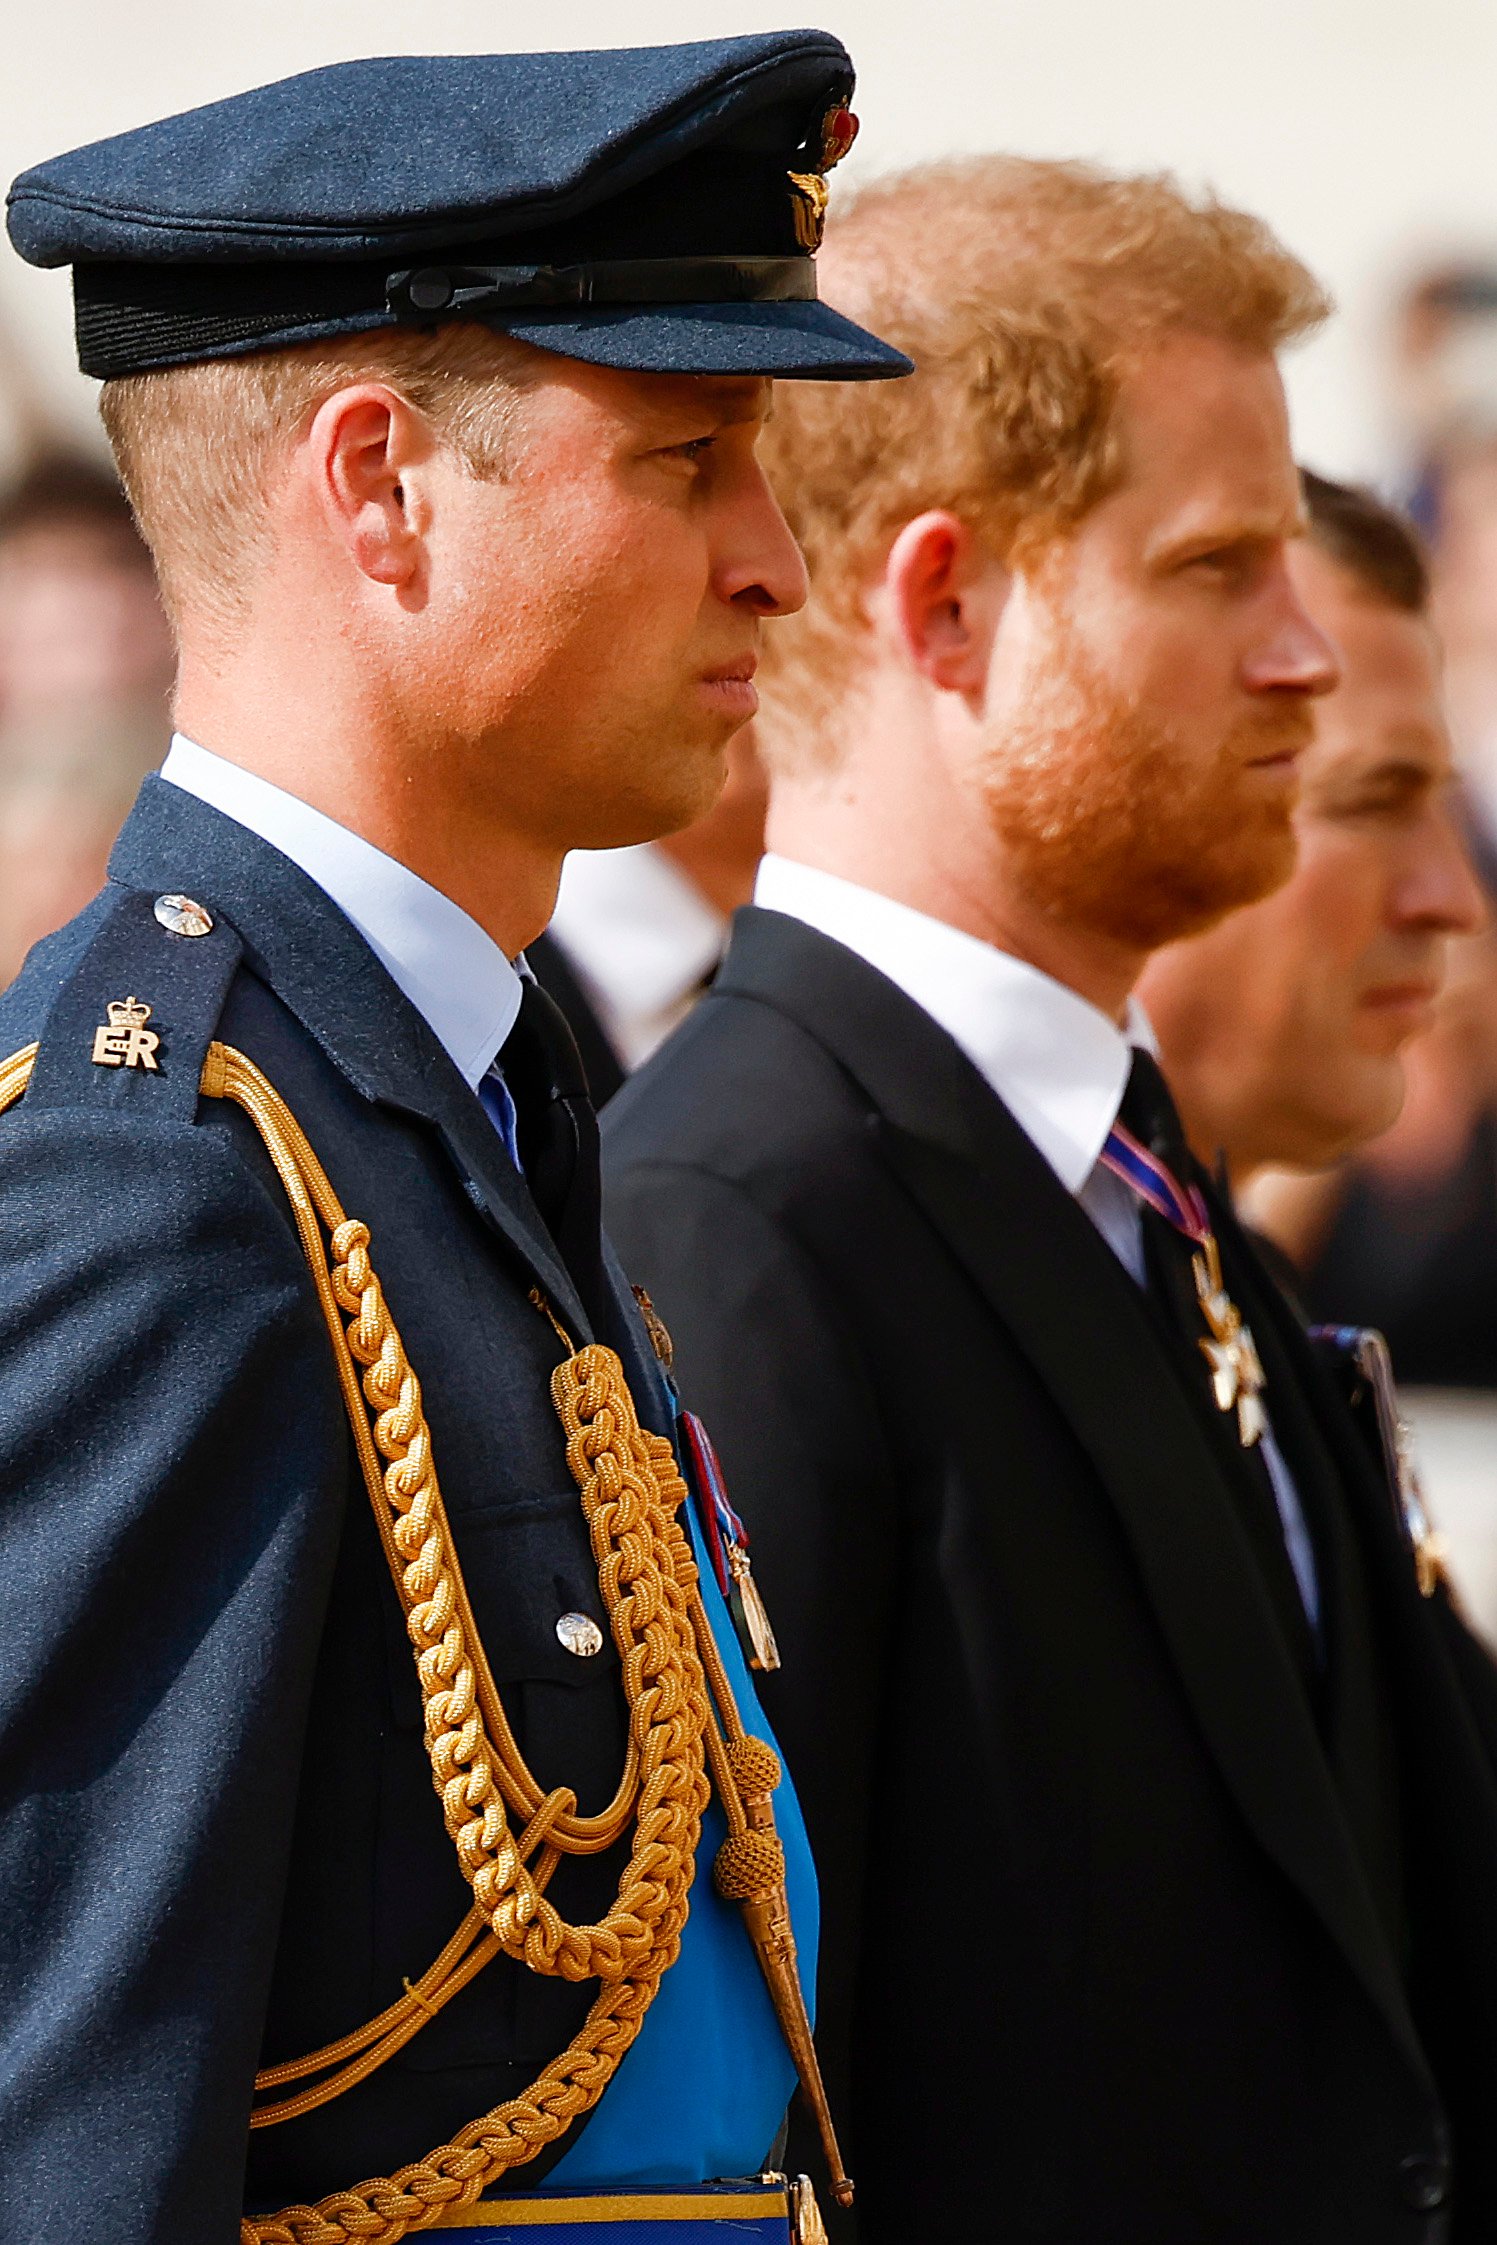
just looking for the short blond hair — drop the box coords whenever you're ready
[99,322,541,640]
[759,156,1330,763]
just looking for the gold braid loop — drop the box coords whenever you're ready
[326,1219,709,1986]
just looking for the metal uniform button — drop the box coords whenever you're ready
[154,894,214,938]
[556,1611,604,1658]
[1397,2153,1450,2213]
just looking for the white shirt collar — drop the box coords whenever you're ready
[753,853,1153,1193]
[549,841,726,1070]
[160,733,522,1090]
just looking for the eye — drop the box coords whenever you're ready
[670,435,717,463]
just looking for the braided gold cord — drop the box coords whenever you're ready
[187,1045,717,2243]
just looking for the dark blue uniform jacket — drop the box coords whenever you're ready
[0,778,690,2242]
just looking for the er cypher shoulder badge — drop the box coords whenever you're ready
[91,996,161,1072]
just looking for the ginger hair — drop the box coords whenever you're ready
[758,156,1331,768]
[98,322,542,644]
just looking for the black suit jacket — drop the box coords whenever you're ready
[0,779,688,2242]
[604,907,1497,2245]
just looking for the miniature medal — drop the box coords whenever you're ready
[1191,1235,1267,1447]
[1101,1117,1268,1448]
[680,1408,781,1671]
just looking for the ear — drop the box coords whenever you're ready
[306,382,431,589]
[883,509,1011,700]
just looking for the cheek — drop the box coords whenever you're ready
[1070,581,1232,718]
[1206,883,1338,1057]
[1254,851,1385,1059]
[1295,840,1386,975]
[440,475,633,619]
[521,497,709,678]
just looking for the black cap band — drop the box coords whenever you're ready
[388,255,816,316]
[73,250,818,379]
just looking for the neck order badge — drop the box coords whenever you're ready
[1100,1119,1268,1448]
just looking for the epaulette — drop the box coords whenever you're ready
[23,883,243,1124]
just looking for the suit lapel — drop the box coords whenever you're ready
[721,908,1430,2082]
[108,777,592,1340]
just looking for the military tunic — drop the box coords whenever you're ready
[0,774,812,2240]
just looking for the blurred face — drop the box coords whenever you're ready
[404,362,807,853]
[0,522,172,722]
[1139,543,1486,1175]
[978,332,1339,950]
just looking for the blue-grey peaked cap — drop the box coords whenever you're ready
[6,33,912,384]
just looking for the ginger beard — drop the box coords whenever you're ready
[979,610,1314,953]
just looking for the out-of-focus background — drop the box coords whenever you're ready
[3,0,1497,1627]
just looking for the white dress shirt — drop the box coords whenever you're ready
[753,853,1320,1628]
[755,854,1152,1273]
[160,733,523,1089]
[549,842,727,1072]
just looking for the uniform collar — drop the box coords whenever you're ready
[753,854,1153,1193]
[108,771,595,1338]
[161,734,521,1089]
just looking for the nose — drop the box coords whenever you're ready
[1242,561,1343,699]
[715,460,810,620]
[1393,803,1490,939]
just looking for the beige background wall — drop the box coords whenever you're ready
[1,0,1496,479]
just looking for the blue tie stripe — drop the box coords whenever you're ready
[479,1064,523,1169]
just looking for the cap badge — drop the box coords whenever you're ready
[788,101,859,253]
[91,996,161,1073]
[154,893,214,938]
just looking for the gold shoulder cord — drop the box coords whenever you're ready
[0,1042,849,2241]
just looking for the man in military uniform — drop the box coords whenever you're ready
[0,39,907,2244]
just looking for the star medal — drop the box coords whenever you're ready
[1101,1117,1267,1448]
[1191,1233,1267,1447]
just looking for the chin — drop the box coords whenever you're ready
[1305,1077,1406,1166]
[574,775,725,854]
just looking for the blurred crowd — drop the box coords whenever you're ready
[6,262,1497,1388]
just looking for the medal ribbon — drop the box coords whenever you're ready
[1099,1117,1212,1246]
[1099,1114,1270,1452]
[679,1407,749,1599]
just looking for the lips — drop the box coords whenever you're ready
[702,654,759,685]
[1357,981,1441,1045]
[1361,980,1439,1013]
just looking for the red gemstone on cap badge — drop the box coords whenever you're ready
[821,106,859,170]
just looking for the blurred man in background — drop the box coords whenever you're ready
[1141,471,1485,1185]
[606,157,1497,2244]
[0,452,172,979]
[1164,468,1497,1393]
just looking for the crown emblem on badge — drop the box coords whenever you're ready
[91,995,161,1072]
[788,100,860,253]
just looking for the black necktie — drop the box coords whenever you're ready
[1116,1046,1194,1179]
[497,979,607,1327]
